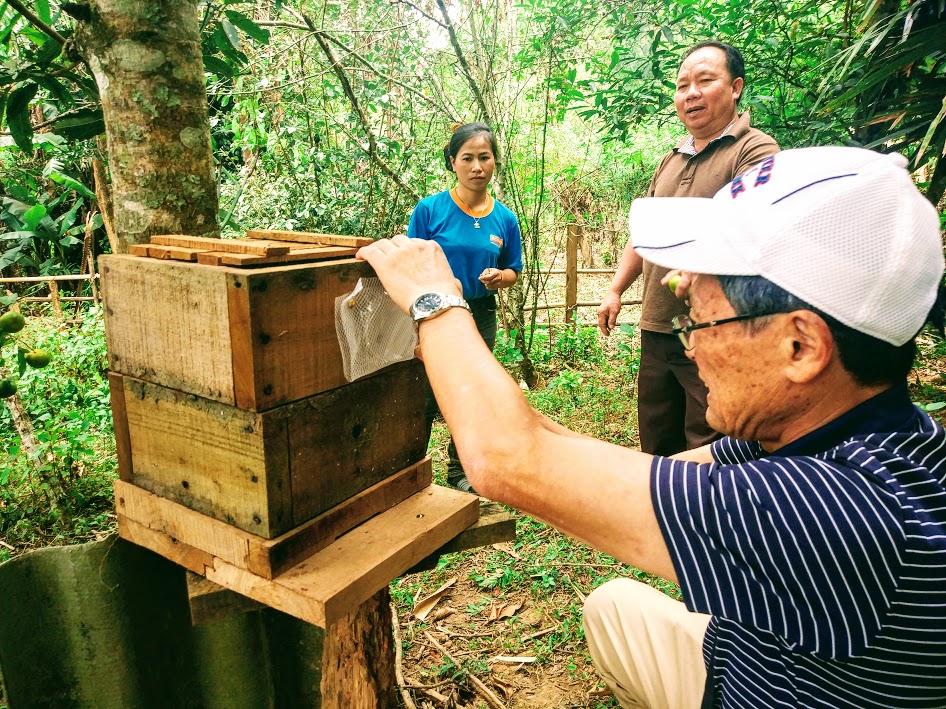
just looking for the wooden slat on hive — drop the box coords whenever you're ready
[114,457,433,579]
[150,234,290,256]
[245,229,373,249]
[119,483,480,628]
[207,246,357,266]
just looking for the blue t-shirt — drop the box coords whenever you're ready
[407,190,523,301]
[651,384,946,707]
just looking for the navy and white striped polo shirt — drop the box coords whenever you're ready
[652,384,946,707]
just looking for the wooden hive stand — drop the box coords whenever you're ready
[102,230,515,631]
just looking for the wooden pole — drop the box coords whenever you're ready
[48,281,63,320]
[565,224,579,325]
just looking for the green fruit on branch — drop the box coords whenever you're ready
[0,311,26,333]
[23,349,52,368]
[0,378,17,398]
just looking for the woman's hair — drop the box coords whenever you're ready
[443,123,499,172]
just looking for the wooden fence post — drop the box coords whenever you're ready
[48,280,63,320]
[565,224,579,324]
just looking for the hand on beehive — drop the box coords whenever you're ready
[356,235,460,315]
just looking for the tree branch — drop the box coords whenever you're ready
[319,29,449,117]
[6,0,67,45]
[310,26,420,202]
[389,0,446,28]
[435,0,493,124]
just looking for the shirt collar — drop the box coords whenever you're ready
[775,383,921,457]
[675,112,754,156]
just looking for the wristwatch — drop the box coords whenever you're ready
[409,292,470,325]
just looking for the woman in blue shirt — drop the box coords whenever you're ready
[408,123,523,492]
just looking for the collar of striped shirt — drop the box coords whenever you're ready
[775,382,918,456]
[677,117,738,157]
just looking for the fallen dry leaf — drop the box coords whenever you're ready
[412,577,457,621]
[491,541,520,559]
[428,606,456,622]
[492,677,515,699]
[488,600,523,622]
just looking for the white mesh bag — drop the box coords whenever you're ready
[334,277,418,381]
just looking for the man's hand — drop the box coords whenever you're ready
[597,291,622,336]
[478,267,504,290]
[356,235,461,314]
[661,269,692,300]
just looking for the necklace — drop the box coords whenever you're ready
[453,189,491,229]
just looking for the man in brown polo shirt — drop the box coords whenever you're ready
[598,41,779,455]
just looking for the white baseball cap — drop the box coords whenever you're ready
[631,146,944,346]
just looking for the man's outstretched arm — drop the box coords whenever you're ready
[357,235,676,581]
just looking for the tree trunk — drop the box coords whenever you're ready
[70,0,219,252]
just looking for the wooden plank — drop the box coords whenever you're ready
[119,375,288,537]
[115,480,254,569]
[226,272,256,411]
[214,246,356,267]
[114,457,432,579]
[195,251,227,266]
[145,244,203,262]
[258,457,432,575]
[186,571,263,626]
[407,501,517,573]
[107,372,133,482]
[203,485,480,628]
[101,255,237,404]
[150,234,290,257]
[238,259,371,410]
[129,244,151,257]
[183,498,511,624]
[246,229,373,249]
[116,514,213,574]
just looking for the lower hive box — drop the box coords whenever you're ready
[110,359,427,538]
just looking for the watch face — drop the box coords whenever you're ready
[414,293,444,316]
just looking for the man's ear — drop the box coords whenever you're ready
[732,76,744,102]
[782,311,833,383]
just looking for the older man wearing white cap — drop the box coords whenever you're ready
[357,147,946,708]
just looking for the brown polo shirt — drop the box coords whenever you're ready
[638,112,779,333]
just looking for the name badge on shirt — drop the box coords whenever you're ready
[489,234,504,248]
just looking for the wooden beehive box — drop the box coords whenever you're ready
[100,233,495,626]
[100,253,369,412]
[101,238,428,539]
[109,361,427,538]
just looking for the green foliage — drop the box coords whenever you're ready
[0,306,114,554]
[0,154,100,273]
[817,0,946,202]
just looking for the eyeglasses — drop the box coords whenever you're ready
[671,312,776,351]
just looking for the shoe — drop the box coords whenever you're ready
[452,476,476,494]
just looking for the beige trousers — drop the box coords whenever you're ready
[583,578,711,709]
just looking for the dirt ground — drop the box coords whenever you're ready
[395,542,619,709]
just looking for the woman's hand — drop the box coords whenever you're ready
[479,267,505,290]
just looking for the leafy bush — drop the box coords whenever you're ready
[0,306,115,557]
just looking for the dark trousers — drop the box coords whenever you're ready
[423,296,497,484]
[637,330,719,456]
